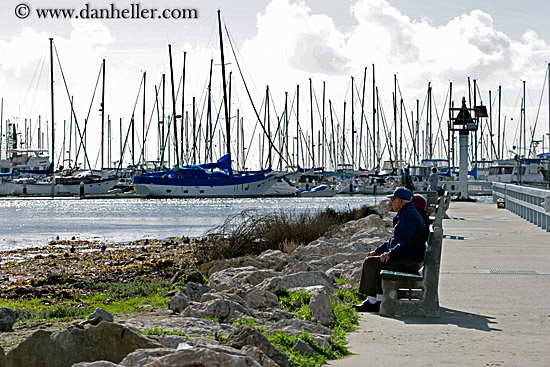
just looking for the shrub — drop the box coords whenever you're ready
[192,205,378,264]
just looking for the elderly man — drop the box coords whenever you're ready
[355,187,427,312]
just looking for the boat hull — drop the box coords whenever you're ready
[6,178,119,196]
[133,175,277,198]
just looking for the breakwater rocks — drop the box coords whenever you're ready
[0,204,393,367]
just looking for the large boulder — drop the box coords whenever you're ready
[241,345,280,367]
[168,289,190,313]
[255,250,289,271]
[72,362,120,367]
[0,345,6,367]
[202,257,264,277]
[5,321,162,367]
[120,345,261,366]
[87,308,114,324]
[223,325,290,367]
[208,266,279,291]
[182,298,257,323]
[258,271,337,295]
[117,317,235,337]
[243,289,279,309]
[308,292,335,326]
[176,282,212,302]
[0,307,16,332]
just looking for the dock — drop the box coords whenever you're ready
[329,200,550,367]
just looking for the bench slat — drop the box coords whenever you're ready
[380,270,423,281]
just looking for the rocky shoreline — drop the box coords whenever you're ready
[0,202,393,367]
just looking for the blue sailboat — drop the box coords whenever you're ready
[132,10,276,198]
[133,153,276,198]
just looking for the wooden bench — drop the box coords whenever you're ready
[379,192,450,317]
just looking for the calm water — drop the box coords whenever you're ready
[0,195,383,251]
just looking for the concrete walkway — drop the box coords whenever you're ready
[329,201,550,367]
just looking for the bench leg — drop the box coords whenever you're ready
[379,280,400,317]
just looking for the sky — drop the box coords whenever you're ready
[1,0,550,170]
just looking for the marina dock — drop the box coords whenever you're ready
[329,200,550,367]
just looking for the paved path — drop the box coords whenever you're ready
[329,201,550,367]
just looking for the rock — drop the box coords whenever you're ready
[0,307,16,332]
[117,317,235,337]
[118,348,176,366]
[168,289,190,313]
[223,325,290,367]
[202,257,263,277]
[308,334,331,350]
[72,362,120,367]
[208,266,279,290]
[177,282,212,302]
[0,345,6,367]
[269,319,336,339]
[241,345,280,367]
[182,298,257,323]
[293,339,316,357]
[151,334,219,349]
[328,261,363,283]
[308,292,335,326]
[258,271,337,295]
[200,291,248,306]
[88,308,114,324]
[119,345,261,366]
[257,308,295,322]
[281,262,320,275]
[183,269,205,284]
[243,289,279,309]
[255,250,289,271]
[5,321,162,367]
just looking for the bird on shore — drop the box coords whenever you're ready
[70,244,75,253]
[100,243,106,253]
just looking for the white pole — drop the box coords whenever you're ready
[459,132,469,199]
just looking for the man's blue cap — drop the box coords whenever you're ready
[387,187,413,201]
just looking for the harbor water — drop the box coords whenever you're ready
[0,195,384,251]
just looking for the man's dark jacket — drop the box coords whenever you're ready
[374,201,427,262]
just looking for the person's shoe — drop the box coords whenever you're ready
[353,300,381,313]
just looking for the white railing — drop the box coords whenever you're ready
[492,182,550,232]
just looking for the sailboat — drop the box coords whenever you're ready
[132,10,276,198]
[5,39,119,197]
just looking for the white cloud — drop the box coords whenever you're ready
[2,0,550,168]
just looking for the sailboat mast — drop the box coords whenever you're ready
[217,9,231,157]
[49,38,55,173]
[394,74,397,167]
[181,52,186,163]
[351,76,355,170]
[101,59,106,169]
[168,44,181,173]
[372,64,376,169]
[359,67,366,169]
[142,71,147,166]
[310,78,314,168]
[296,85,300,169]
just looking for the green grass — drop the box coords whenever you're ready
[0,278,174,324]
[278,289,312,321]
[267,330,351,367]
